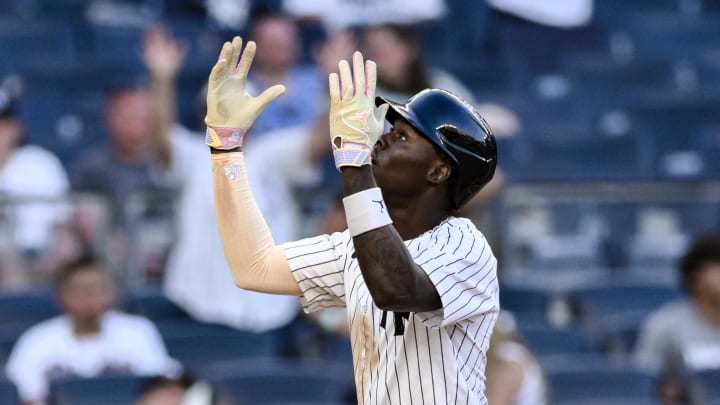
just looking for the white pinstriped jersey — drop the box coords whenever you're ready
[284,216,499,405]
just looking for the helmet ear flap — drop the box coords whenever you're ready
[437,125,497,209]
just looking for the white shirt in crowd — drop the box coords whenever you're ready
[494,341,547,405]
[634,300,720,372]
[163,125,318,332]
[486,0,593,28]
[5,310,179,402]
[283,0,446,30]
[0,145,70,252]
[284,216,499,404]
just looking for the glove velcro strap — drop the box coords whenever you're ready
[343,187,393,237]
[333,142,372,170]
[206,126,246,150]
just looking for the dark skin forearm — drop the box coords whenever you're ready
[342,166,442,312]
[148,74,176,170]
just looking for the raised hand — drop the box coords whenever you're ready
[142,25,188,80]
[205,36,286,150]
[328,51,389,170]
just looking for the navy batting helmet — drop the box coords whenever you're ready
[376,89,497,210]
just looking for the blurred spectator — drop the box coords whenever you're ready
[360,23,520,137]
[485,311,548,405]
[32,221,93,288]
[141,26,303,336]
[135,373,216,405]
[283,0,446,30]
[5,255,179,404]
[0,92,71,287]
[70,82,169,228]
[634,233,720,373]
[361,23,476,104]
[296,193,352,360]
[634,233,720,404]
[203,0,250,30]
[136,376,190,405]
[245,10,326,135]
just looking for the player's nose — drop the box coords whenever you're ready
[376,131,392,149]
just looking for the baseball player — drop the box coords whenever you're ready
[206,37,499,404]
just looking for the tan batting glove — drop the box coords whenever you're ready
[205,36,286,150]
[328,51,389,170]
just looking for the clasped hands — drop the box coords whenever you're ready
[205,36,388,169]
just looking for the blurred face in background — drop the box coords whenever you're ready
[695,262,720,305]
[251,16,300,75]
[0,116,22,159]
[362,25,418,88]
[105,89,150,157]
[136,383,186,405]
[59,266,116,327]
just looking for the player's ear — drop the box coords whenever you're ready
[427,159,451,185]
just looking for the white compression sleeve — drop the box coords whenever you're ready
[210,152,300,296]
[342,187,393,237]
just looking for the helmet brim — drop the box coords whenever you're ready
[375,96,449,155]
[375,96,455,161]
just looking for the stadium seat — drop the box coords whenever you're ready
[163,332,281,372]
[695,368,720,402]
[627,231,689,270]
[164,16,223,76]
[123,287,190,321]
[618,11,720,60]
[569,282,681,352]
[519,325,596,357]
[0,0,88,18]
[498,284,556,318]
[0,16,79,72]
[83,24,146,72]
[48,374,147,405]
[584,310,647,356]
[155,318,249,339]
[546,364,656,403]
[515,131,649,181]
[556,398,657,405]
[561,55,694,105]
[16,82,107,168]
[538,352,611,375]
[203,358,355,405]
[497,19,609,87]
[0,374,19,405]
[624,91,720,178]
[0,289,60,324]
[526,234,605,271]
[569,281,682,322]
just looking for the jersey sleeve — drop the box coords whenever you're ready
[283,231,349,312]
[125,316,182,376]
[412,219,499,328]
[5,326,52,402]
[633,308,675,371]
[165,125,208,180]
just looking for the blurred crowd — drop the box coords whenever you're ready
[0,0,718,404]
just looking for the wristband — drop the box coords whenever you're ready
[332,139,372,170]
[343,187,393,237]
[206,126,246,150]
